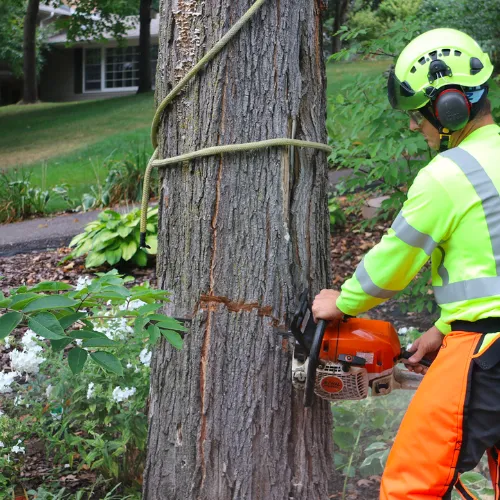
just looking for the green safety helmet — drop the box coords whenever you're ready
[388,28,493,113]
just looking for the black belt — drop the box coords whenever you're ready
[451,318,500,334]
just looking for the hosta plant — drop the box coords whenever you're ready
[68,207,158,269]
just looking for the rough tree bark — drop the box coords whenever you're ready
[22,0,40,104]
[137,0,152,94]
[144,1,334,499]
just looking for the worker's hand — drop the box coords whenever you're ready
[312,289,343,322]
[404,325,444,375]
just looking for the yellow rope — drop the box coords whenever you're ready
[140,0,332,246]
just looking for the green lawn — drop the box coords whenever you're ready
[326,59,391,100]
[0,93,155,209]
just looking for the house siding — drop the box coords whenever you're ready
[39,46,138,103]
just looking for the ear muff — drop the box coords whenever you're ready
[434,89,471,131]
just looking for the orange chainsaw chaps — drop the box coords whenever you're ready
[380,331,481,500]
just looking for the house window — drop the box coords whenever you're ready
[84,48,102,91]
[106,46,139,88]
[83,45,159,92]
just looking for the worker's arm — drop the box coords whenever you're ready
[334,168,457,330]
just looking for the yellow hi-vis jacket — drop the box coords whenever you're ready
[336,124,500,335]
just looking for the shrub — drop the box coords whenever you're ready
[0,169,58,223]
[68,207,158,269]
[0,271,184,497]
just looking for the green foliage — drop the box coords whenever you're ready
[0,0,50,78]
[0,168,70,223]
[101,147,158,207]
[348,0,422,41]
[0,271,184,496]
[59,0,139,45]
[328,196,347,231]
[419,0,500,67]
[68,207,158,269]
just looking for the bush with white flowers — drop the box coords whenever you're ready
[0,270,186,497]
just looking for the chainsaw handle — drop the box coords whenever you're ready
[304,319,327,407]
[400,350,432,368]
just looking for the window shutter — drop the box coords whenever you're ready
[74,49,83,94]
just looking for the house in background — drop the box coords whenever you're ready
[41,15,159,102]
[0,4,159,106]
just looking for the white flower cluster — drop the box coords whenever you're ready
[398,327,413,335]
[87,382,95,400]
[75,275,93,291]
[93,317,133,341]
[9,330,45,375]
[139,348,152,367]
[0,371,19,394]
[119,299,146,311]
[11,439,25,454]
[112,386,136,403]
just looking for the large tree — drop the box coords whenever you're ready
[143,1,334,498]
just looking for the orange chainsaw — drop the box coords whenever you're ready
[289,291,431,406]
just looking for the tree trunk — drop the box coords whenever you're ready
[144,1,334,499]
[137,0,152,94]
[331,0,350,55]
[22,0,40,104]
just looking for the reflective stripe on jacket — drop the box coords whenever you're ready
[336,124,500,334]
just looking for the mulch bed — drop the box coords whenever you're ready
[0,215,436,498]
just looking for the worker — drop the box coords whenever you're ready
[312,28,500,499]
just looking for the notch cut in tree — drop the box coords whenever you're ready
[144,1,334,498]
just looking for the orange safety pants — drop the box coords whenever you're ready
[380,331,500,499]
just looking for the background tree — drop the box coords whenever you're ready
[22,0,41,103]
[143,1,334,498]
[137,0,152,93]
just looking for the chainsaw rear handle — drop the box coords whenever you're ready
[304,319,327,407]
[400,350,432,368]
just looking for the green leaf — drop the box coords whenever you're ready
[364,442,387,452]
[50,338,74,352]
[90,351,124,376]
[59,312,87,330]
[134,316,148,335]
[23,295,78,313]
[121,239,138,261]
[133,249,148,267]
[28,313,66,340]
[29,281,73,292]
[0,312,23,340]
[105,247,122,266]
[460,471,487,484]
[154,316,188,332]
[68,347,88,374]
[9,293,39,311]
[145,235,158,254]
[137,303,163,315]
[117,225,133,238]
[147,324,161,344]
[68,329,108,340]
[85,251,107,269]
[160,329,183,350]
[82,337,118,348]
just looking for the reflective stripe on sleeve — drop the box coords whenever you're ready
[355,259,400,299]
[391,212,439,256]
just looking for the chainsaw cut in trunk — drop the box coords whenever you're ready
[143,1,333,498]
